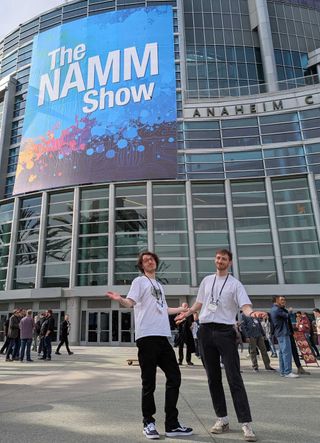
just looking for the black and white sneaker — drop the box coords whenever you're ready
[165,424,193,437]
[143,422,160,440]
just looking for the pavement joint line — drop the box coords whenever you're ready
[178,390,216,442]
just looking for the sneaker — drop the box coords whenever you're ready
[55,352,61,355]
[68,352,74,355]
[253,368,259,373]
[143,422,159,440]
[270,354,278,358]
[210,418,229,434]
[165,424,193,437]
[242,423,257,442]
[265,367,275,371]
[284,372,299,378]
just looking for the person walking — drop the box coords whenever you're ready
[55,314,73,355]
[107,251,193,440]
[19,309,34,362]
[270,296,299,379]
[176,249,266,442]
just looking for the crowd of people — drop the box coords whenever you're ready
[0,309,73,361]
[1,248,319,442]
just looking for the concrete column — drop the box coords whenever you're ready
[176,0,188,101]
[248,0,278,92]
[225,180,239,278]
[66,296,81,345]
[5,196,20,290]
[147,181,154,251]
[265,176,285,284]
[69,187,80,287]
[308,173,320,243]
[185,180,197,286]
[35,191,48,288]
[108,183,115,285]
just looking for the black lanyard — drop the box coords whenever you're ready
[145,275,164,307]
[210,274,229,305]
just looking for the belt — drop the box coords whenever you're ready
[200,322,234,331]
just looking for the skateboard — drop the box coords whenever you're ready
[127,359,139,366]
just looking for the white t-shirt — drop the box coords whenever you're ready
[127,275,171,340]
[196,273,252,325]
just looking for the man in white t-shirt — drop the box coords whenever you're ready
[107,251,193,440]
[176,249,267,443]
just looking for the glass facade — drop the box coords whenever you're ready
[0,175,319,292]
[43,192,74,288]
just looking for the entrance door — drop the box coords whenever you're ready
[119,311,134,343]
[87,311,111,344]
[81,310,134,345]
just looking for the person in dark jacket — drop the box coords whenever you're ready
[270,296,299,378]
[177,303,195,366]
[55,314,73,355]
[40,309,55,361]
[5,310,21,362]
[241,315,275,372]
[0,317,10,354]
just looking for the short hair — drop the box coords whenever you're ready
[137,251,159,273]
[27,309,32,316]
[272,295,285,303]
[296,311,302,315]
[215,249,233,261]
[47,309,53,315]
[313,308,320,313]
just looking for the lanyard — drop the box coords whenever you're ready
[210,274,229,305]
[145,275,164,307]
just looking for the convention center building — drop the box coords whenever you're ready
[0,0,320,345]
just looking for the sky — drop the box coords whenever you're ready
[0,0,69,40]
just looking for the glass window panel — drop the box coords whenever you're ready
[236,231,272,244]
[237,245,275,256]
[263,146,304,157]
[260,113,298,124]
[278,228,318,243]
[262,133,301,144]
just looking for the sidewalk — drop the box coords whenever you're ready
[0,347,319,443]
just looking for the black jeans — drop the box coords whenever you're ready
[178,342,192,364]
[136,336,181,430]
[56,337,71,354]
[199,323,252,423]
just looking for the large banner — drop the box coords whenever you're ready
[294,331,317,365]
[13,6,177,195]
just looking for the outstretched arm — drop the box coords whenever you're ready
[241,304,267,319]
[106,291,135,308]
[168,305,188,315]
[175,301,203,324]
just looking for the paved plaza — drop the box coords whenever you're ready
[0,346,319,443]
